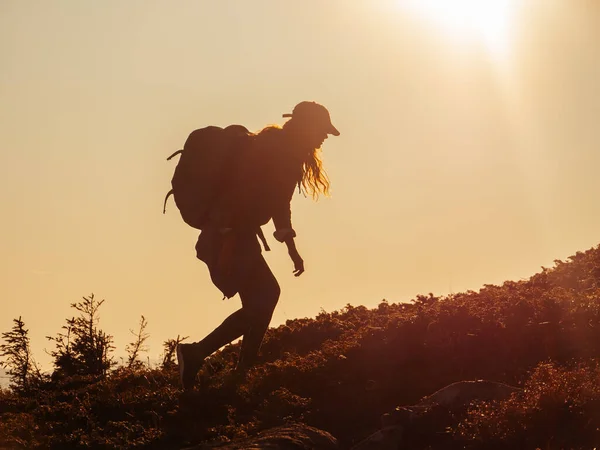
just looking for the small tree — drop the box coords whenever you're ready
[161,335,187,370]
[47,320,76,377]
[0,317,39,392]
[125,315,149,369]
[47,294,115,378]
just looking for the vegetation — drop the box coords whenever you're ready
[46,294,115,380]
[2,244,600,449]
[0,317,40,394]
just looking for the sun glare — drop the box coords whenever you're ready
[400,0,517,57]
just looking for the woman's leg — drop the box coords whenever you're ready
[179,232,278,388]
[179,307,252,390]
[236,254,281,370]
[194,308,248,355]
[188,252,279,370]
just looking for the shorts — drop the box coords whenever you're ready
[195,226,263,299]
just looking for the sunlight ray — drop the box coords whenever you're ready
[399,0,518,59]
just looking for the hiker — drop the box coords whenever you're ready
[176,101,340,390]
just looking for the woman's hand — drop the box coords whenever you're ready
[290,250,304,277]
[284,236,305,277]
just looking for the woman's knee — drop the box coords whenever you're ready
[241,282,279,322]
[242,263,280,302]
[269,279,281,303]
[263,278,281,314]
[250,289,279,318]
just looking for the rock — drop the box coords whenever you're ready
[350,425,404,450]
[351,380,521,450]
[416,380,520,409]
[183,423,338,450]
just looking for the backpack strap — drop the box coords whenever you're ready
[162,189,173,214]
[162,149,184,213]
[166,149,183,161]
[257,227,271,252]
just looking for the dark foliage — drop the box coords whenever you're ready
[46,294,115,379]
[161,335,188,371]
[2,245,600,449]
[0,317,42,394]
[458,361,600,449]
[125,315,150,370]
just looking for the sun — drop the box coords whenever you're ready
[399,0,518,56]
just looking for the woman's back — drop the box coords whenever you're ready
[215,127,303,230]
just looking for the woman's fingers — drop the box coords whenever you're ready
[293,259,305,276]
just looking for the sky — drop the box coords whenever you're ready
[1,0,600,370]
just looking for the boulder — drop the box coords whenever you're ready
[352,380,521,450]
[414,380,520,409]
[183,423,338,450]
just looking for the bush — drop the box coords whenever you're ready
[458,361,600,449]
[2,244,600,448]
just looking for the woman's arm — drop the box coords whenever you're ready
[272,179,304,276]
[284,236,304,277]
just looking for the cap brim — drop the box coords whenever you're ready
[328,124,340,136]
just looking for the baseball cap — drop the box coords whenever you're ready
[282,101,340,136]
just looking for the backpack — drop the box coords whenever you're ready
[163,124,251,230]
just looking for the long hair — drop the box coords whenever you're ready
[300,146,330,200]
[254,125,330,200]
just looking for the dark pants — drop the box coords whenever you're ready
[195,227,280,368]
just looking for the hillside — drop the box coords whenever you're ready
[2,245,600,449]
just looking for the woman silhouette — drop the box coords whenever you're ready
[177,101,340,390]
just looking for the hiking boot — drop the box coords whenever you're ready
[176,343,207,390]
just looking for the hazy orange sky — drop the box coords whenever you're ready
[2,1,600,369]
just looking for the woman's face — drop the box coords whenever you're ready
[284,119,330,152]
[301,127,329,150]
